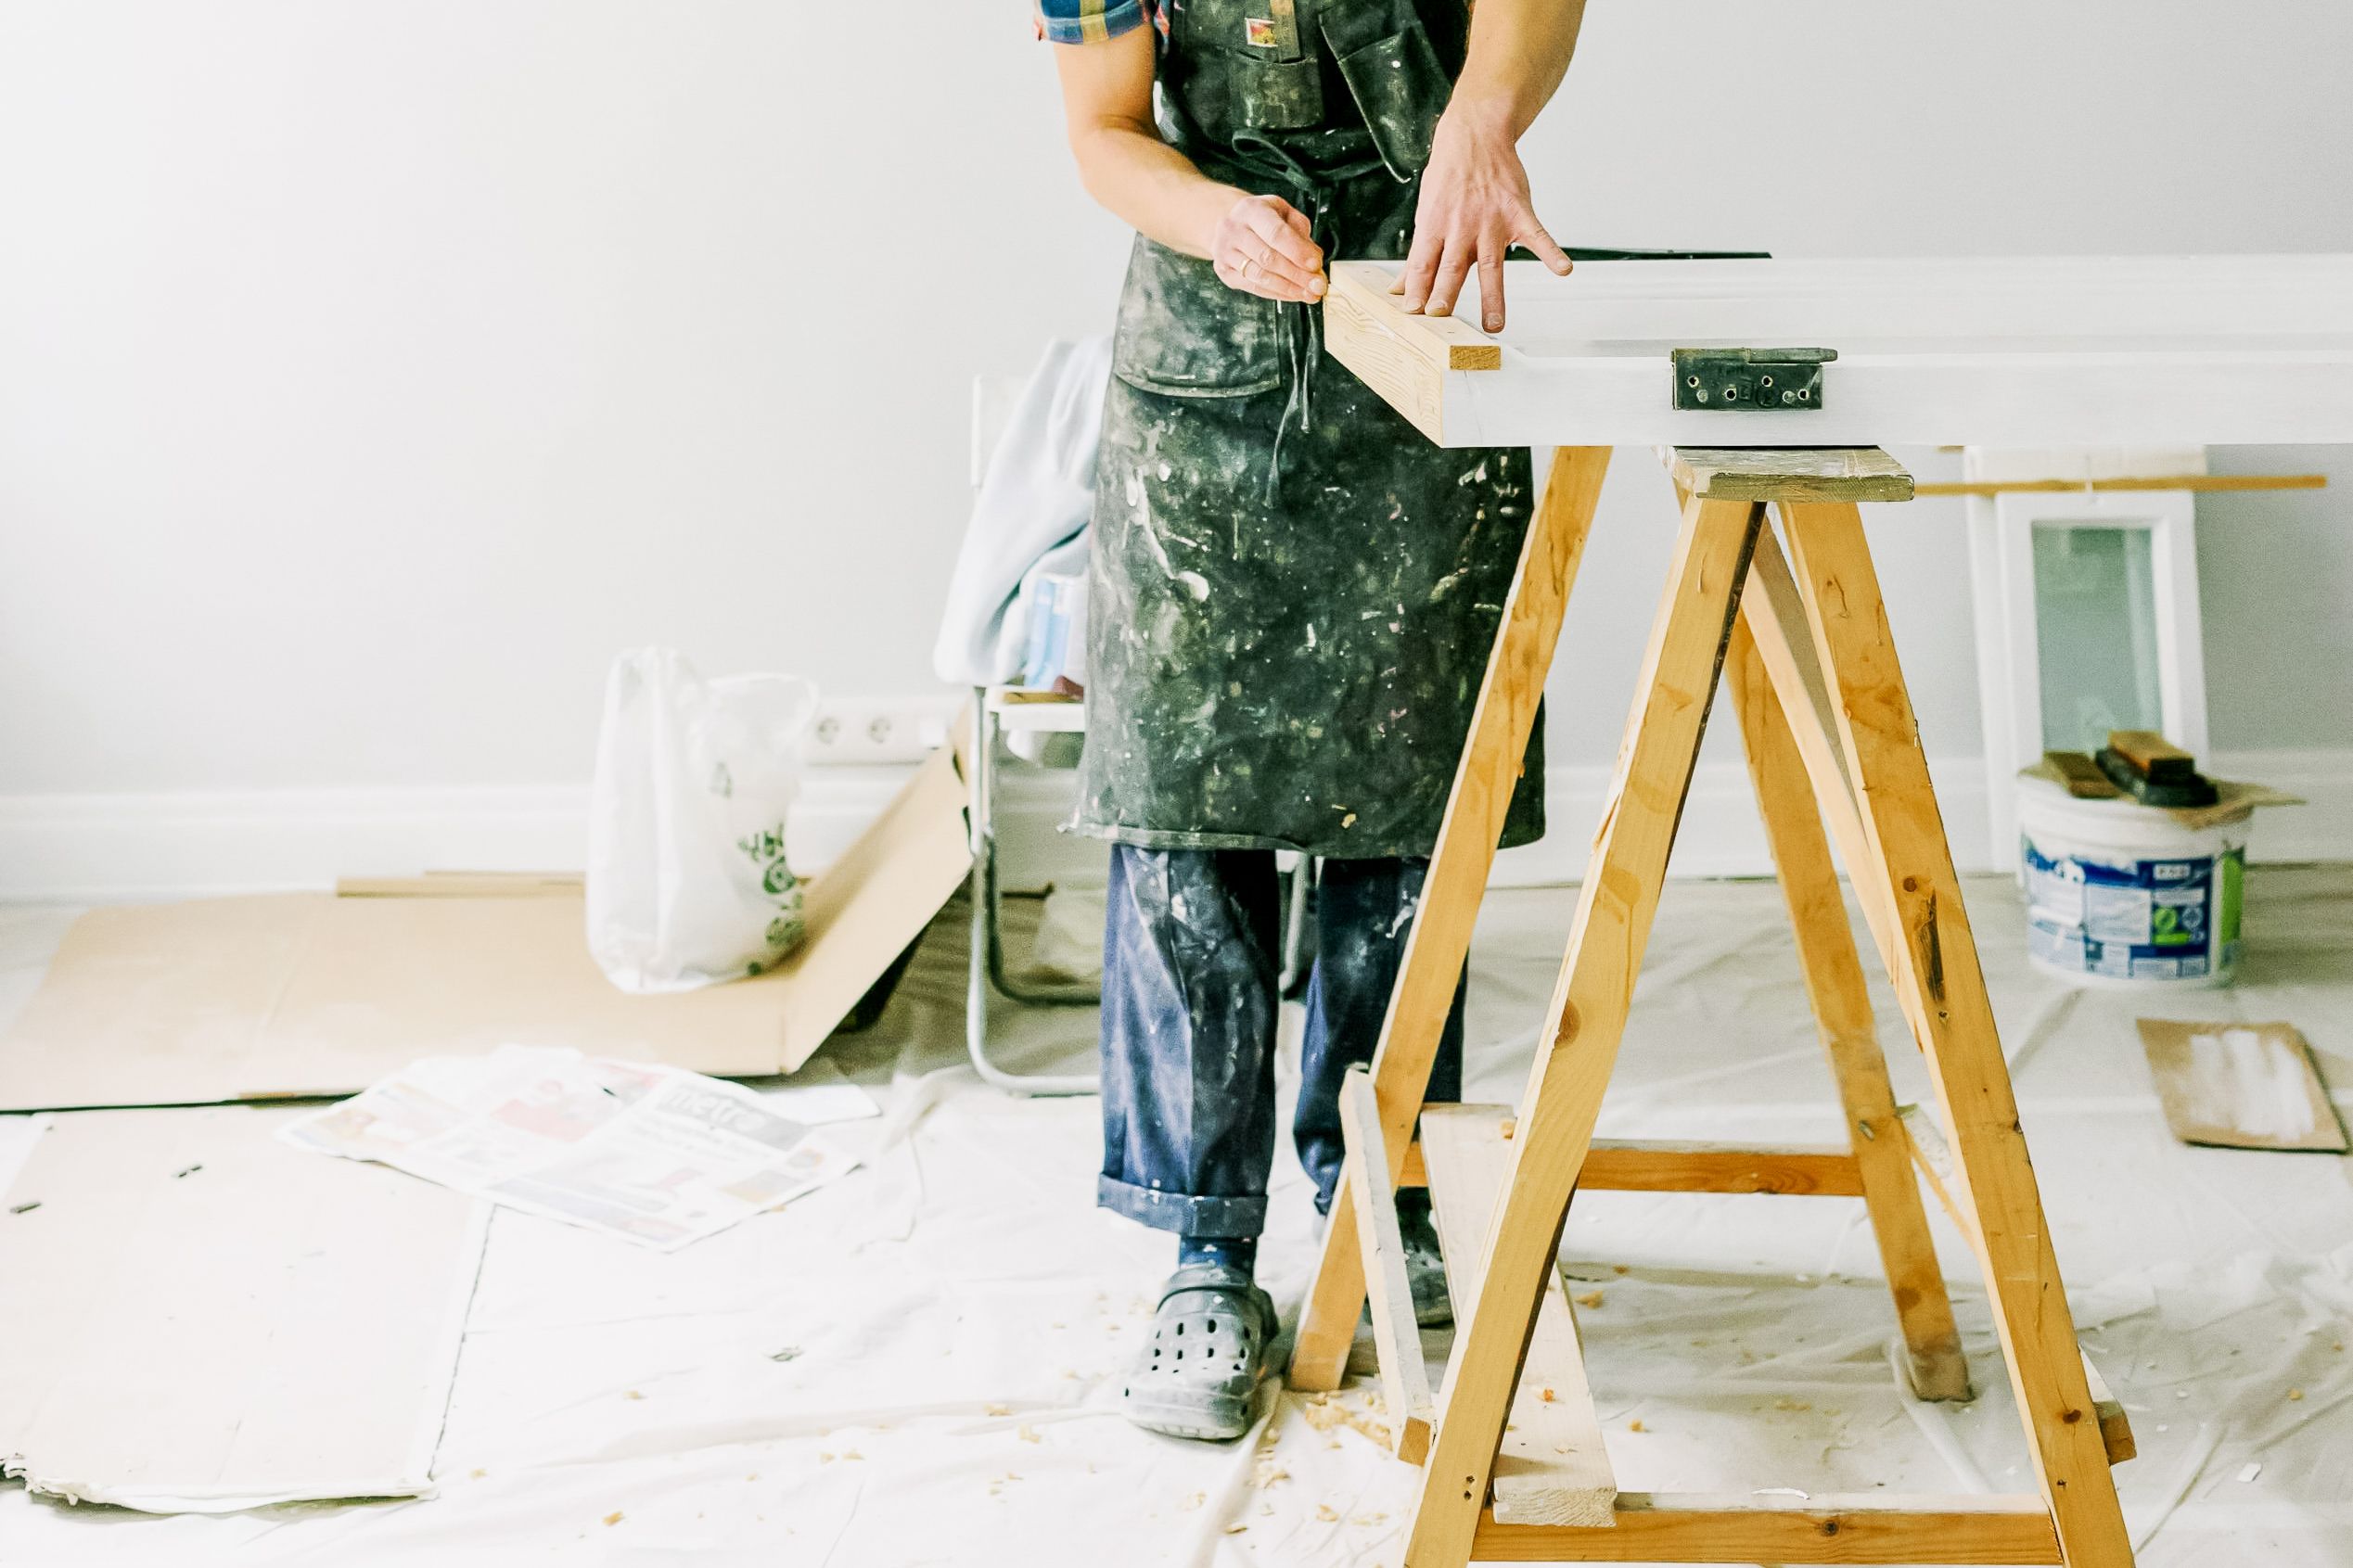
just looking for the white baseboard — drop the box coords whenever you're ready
[0,771,910,904]
[3,749,2347,903]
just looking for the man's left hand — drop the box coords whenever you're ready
[1395,104,1570,332]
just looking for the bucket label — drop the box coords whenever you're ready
[2023,837,2244,982]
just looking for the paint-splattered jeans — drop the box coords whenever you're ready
[1097,845,1464,1241]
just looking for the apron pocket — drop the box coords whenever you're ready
[1333,23,1446,181]
[1111,236,1285,399]
[1230,54,1324,132]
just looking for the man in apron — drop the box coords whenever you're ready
[1042,0,1586,1440]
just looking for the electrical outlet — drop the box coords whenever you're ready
[805,695,959,766]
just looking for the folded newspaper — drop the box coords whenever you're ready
[279,1045,867,1251]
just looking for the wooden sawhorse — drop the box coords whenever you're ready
[1290,445,2136,1566]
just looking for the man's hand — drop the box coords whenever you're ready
[1395,105,1570,332]
[1211,191,1326,303]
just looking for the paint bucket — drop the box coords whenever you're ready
[2017,774,2247,989]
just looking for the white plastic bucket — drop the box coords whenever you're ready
[2016,774,2247,989]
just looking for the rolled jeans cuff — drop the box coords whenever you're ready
[1096,1174,1267,1238]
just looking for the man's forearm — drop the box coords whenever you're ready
[1445,0,1586,140]
[1068,119,1241,261]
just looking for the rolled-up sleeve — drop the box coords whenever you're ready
[1037,0,1150,45]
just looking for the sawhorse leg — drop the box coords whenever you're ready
[1401,489,1764,1565]
[1289,445,1613,1391]
[1724,613,1971,1401]
[1778,499,2132,1565]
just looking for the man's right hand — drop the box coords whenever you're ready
[1209,192,1326,303]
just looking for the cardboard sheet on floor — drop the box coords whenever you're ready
[2136,1018,2350,1152]
[0,1105,490,1511]
[0,746,973,1110]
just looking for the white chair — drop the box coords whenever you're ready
[962,375,1314,1098]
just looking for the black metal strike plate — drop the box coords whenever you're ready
[1671,347,1836,411]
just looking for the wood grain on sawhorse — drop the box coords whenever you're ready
[1777,496,2133,1560]
[1291,441,2135,1568]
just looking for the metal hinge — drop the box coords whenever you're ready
[1671,347,1835,411]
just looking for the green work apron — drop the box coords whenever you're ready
[1070,0,1544,859]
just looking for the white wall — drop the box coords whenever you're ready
[2,2,2350,896]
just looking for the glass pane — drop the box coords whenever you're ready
[2033,522,2163,753]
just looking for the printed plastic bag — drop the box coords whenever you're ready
[587,648,818,993]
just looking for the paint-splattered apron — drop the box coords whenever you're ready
[1069,0,1545,859]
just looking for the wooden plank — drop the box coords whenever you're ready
[1338,1067,1432,1464]
[1320,261,1499,444]
[1473,1492,2062,1565]
[1783,500,2133,1564]
[1739,528,1906,994]
[1330,260,1504,370]
[1916,473,2326,497]
[1322,275,1446,442]
[2135,1018,2349,1153]
[1402,494,1761,1568]
[1670,446,1915,504]
[1417,1105,1616,1529]
[1290,448,1612,1392]
[1726,615,1970,1400]
[1332,256,2353,448]
[1580,1138,1863,1195]
[335,873,582,898]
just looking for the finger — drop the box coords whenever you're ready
[1421,231,1477,318]
[1515,215,1574,276]
[1477,233,1506,333]
[1272,198,1315,241]
[1246,204,1324,275]
[1398,207,1444,310]
[1219,254,1319,304]
[1241,236,1324,297]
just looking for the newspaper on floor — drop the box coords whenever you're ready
[278,1044,868,1251]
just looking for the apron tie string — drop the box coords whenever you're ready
[1267,182,1336,501]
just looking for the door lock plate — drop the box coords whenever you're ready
[1671,347,1835,411]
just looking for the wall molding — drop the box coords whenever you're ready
[3,749,2347,903]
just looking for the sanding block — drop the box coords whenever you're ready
[2095,730,2219,808]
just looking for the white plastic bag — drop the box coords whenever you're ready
[587,648,819,993]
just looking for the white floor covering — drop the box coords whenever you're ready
[3,867,2352,1566]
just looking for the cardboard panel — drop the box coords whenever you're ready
[0,1106,489,1511]
[0,746,972,1110]
[2137,1018,2349,1153]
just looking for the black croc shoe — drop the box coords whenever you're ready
[1119,1263,1279,1441]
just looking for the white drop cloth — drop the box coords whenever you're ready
[3,871,2351,1564]
[931,338,1110,689]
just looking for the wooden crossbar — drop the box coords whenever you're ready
[1580,1139,1862,1195]
[1420,1118,1864,1195]
[1472,1492,2063,1565]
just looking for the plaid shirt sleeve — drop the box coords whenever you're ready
[1036,0,1155,45]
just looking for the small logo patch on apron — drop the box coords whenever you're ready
[1245,16,1278,46]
